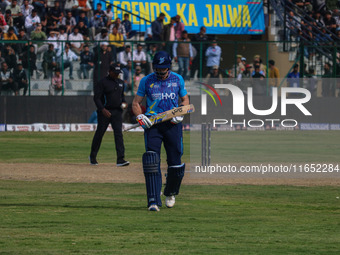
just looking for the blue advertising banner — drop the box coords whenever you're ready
[94,0,265,34]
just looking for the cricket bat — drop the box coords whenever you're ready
[124,104,195,131]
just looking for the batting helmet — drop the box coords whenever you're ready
[152,51,172,69]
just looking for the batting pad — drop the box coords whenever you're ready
[164,163,185,196]
[142,151,162,207]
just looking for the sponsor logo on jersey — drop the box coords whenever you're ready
[161,93,176,100]
[152,93,162,100]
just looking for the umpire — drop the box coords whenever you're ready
[89,63,129,167]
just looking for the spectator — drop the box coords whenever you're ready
[132,43,146,70]
[31,24,48,59]
[232,54,245,78]
[314,12,325,28]
[13,62,27,96]
[76,11,89,28]
[3,26,18,41]
[90,10,105,36]
[76,0,91,14]
[122,13,137,39]
[93,42,114,86]
[80,44,94,79]
[3,27,18,52]
[242,64,252,78]
[64,0,79,16]
[78,20,89,40]
[252,55,266,76]
[17,28,29,57]
[50,68,64,95]
[61,43,78,80]
[62,11,76,34]
[57,25,67,50]
[21,0,34,19]
[252,64,266,96]
[6,0,24,29]
[4,10,13,29]
[32,0,47,17]
[323,11,337,34]
[42,43,58,79]
[146,44,157,74]
[118,45,131,80]
[269,60,280,88]
[241,57,247,69]
[175,15,185,40]
[151,12,165,42]
[322,62,334,96]
[48,1,62,24]
[191,26,208,78]
[205,40,221,75]
[206,65,223,84]
[287,64,300,87]
[333,9,340,27]
[118,45,131,68]
[95,3,106,23]
[0,62,14,95]
[108,25,124,62]
[111,17,126,39]
[46,21,60,37]
[47,30,60,56]
[22,44,39,77]
[239,64,252,91]
[4,45,17,70]
[68,26,84,55]
[0,0,9,14]
[24,9,40,35]
[173,30,193,80]
[40,16,48,34]
[163,16,176,56]
[144,25,153,47]
[132,65,145,95]
[286,11,301,41]
[94,28,108,47]
[122,60,132,91]
[104,5,113,26]
[0,10,8,32]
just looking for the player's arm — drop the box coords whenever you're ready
[132,95,144,116]
[180,94,189,106]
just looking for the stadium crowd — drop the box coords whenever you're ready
[0,0,339,96]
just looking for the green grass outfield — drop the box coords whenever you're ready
[0,131,340,254]
[1,131,340,163]
[0,181,340,254]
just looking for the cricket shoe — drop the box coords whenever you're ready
[165,196,176,208]
[116,160,130,167]
[148,204,160,212]
[89,156,98,165]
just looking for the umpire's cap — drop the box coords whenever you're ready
[109,63,122,73]
[152,51,172,69]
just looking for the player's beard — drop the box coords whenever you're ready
[155,68,169,80]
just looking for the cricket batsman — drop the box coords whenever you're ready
[132,51,189,212]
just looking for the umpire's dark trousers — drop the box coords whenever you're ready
[90,109,125,163]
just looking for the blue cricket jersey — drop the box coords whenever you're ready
[136,71,187,116]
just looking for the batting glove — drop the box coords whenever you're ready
[171,116,184,124]
[136,114,153,129]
